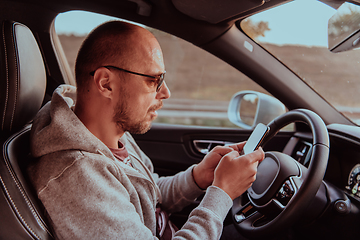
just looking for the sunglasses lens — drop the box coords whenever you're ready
[156,73,165,92]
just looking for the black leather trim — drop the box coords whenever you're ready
[0,126,54,239]
[0,20,52,239]
[0,21,46,134]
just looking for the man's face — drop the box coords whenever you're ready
[112,85,165,134]
[111,34,170,134]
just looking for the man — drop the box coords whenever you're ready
[28,21,264,239]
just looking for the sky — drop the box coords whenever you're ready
[55,11,119,35]
[250,0,335,46]
[55,0,337,47]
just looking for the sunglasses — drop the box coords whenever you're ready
[90,65,166,92]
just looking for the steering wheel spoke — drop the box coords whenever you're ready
[234,202,257,223]
[234,198,285,228]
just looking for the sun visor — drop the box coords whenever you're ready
[172,0,264,24]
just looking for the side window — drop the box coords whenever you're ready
[55,11,272,128]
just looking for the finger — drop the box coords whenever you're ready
[257,147,265,163]
[244,147,265,164]
[210,146,234,157]
[228,141,246,152]
[221,150,240,162]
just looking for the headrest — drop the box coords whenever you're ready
[0,21,46,134]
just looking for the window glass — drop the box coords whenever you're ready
[55,11,273,128]
[241,0,360,125]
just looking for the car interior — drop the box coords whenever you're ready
[1,0,360,239]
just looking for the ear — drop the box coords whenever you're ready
[93,67,113,99]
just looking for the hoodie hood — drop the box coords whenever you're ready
[30,85,114,160]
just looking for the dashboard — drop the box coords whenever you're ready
[287,123,360,202]
[346,164,360,197]
[327,124,360,200]
[274,123,360,239]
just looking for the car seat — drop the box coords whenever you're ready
[0,21,54,239]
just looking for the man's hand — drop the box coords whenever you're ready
[192,145,235,189]
[213,148,264,200]
[192,142,249,190]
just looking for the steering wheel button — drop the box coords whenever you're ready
[234,213,246,223]
[276,180,295,206]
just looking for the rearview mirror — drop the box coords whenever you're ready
[328,2,360,53]
[227,91,286,129]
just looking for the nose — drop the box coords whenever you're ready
[156,82,171,99]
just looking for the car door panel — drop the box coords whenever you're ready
[133,123,293,176]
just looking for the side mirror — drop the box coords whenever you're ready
[227,91,286,129]
[328,2,360,53]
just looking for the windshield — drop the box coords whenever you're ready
[241,0,360,125]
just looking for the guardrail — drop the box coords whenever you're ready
[158,99,229,119]
[158,100,360,126]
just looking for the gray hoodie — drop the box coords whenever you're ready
[28,85,233,240]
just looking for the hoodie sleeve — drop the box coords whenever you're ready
[173,186,233,240]
[157,167,233,240]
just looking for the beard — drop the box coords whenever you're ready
[113,98,162,134]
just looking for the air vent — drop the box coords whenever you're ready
[293,141,312,167]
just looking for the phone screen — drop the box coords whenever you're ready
[241,123,269,155]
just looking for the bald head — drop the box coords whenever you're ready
[75,21,163,94]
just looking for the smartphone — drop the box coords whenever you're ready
[241,123,269,155]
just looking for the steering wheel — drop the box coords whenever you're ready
[232,109,329,239]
